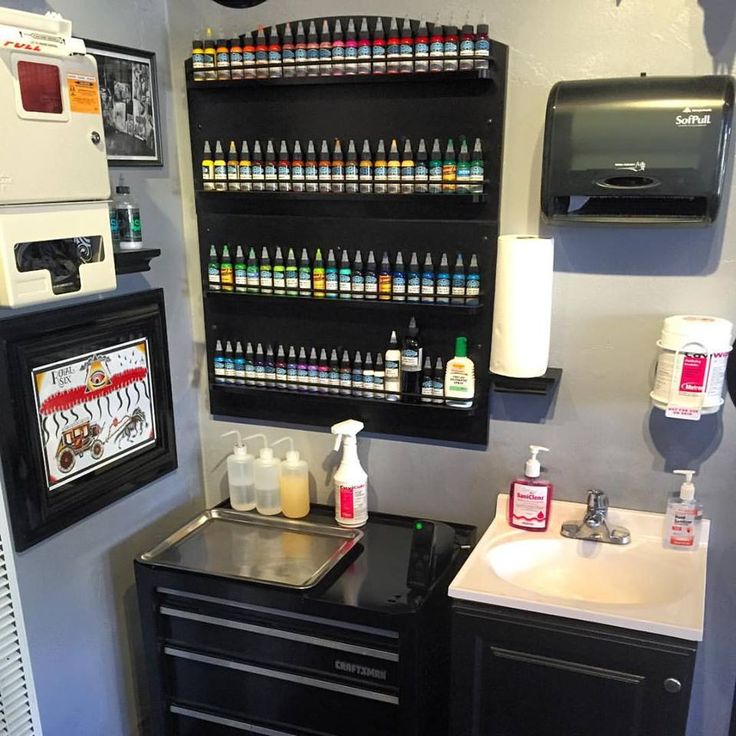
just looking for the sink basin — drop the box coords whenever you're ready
[449,495,709,640]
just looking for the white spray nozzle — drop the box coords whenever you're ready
[674,469,696,501]
[331,419,364,451]
[525,445,549,479]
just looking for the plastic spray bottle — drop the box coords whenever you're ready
[221,431,266,511]
[331,419,368,527]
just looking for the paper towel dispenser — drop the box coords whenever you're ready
[541,75,735,225]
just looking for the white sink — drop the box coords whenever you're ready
[449,495,709,640]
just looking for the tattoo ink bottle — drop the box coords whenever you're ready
[251,140,264,191]
[239,140,252,192]
[234,341,246,384]
[421,252,435,302]
[384,330,401,400]
[475,18,490,70]
[242,32,256,79]
[433,357,445,403]
[223,341,235,384]
[297,347,309,391]
[332,19,345,76]
[359,139,373,193]
[192,36,205,82]
[372,17,387,74]
[364,250,378,299]
[268,26,282,79]
[216,36,231,81]
[318,139,332,193]
[325,248,338,298]
[275,345,287,388]
[351,249,364,299]
[265,344,276,384]
[329,349,340,394]
[407,251,420,302]
[319,19,332,76]
[470,137,484,194]
[429,17,444,72]
[254,343,266,386]
[386,17,401,74]
[363,352,375,398]
[459,19,475,71]
[291,140,305,192]
[414,138,428,193]
[456,137,471,194]
[214,339,226,383]
[392,251,406,301]
[202,140,214,190]
[308,347,319,392]
[318,348,329,392]
[357,17,372,75]
[421,355,434,402]
[374,354,385,397]
[451,252,466,303]
[246,247,259,293]
[312,247,326,296]
[214,140,227,192]
[399,17,414,73]
[306,20,320,76]
[401,139,415,194]
[285,247,298,295]
[351,351,363,396]
[339,350,352,395]
[466,253,480,305]
[429,138,443,194]
[245,342,256,385]
[229,36,243,80]
[414,18,429,73]
[207,244,220,291]
[259,246,273,294]
[294,21,307,77]
[298,247,311,296]
[203,28,217,81]
[272,246,286,295]
[387,138,401,194]
[442,138,457,193]
[255,26,268,79]
[282,22,295,78]
[278,140,291,192]
[436,252,450,303]
[378,251,392,300]
[220,244,234,292]
[331,139,345,193]
[235,245,247,293]
[345,18,358,75]
[227,141,240,192]
[339,249,352,299]
[443,19,459,72]
[374,139,387,194]
[345,139,359,193]
[286,345,298,388]
[305,140,318,192]
[264,139,278,192]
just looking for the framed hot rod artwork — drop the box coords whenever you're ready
[0,290,177,551]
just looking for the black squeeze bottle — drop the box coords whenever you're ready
[400,316,423,403]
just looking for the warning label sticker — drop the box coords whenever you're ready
[67,73,100,114]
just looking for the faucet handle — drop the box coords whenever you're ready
[586,489,608,514]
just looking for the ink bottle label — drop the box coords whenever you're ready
[358,45,371,58]
[415,41,429,57]
[408,272,420,296]
[246,265,259,288]
[296,47,307,61]
[276,364,287,382]
[326,272,338,292]
[452,274,466,296]
[470,161,484,179]
[402,349,420,370]
[387,162,400,179]
[429,161,442,181]
[429,40,444,55]
[260,270,273,289]
[230,50,243,66]
[243,48,256,64]
[251,162,264,178]
[364,272,378,295]
[255,48,268,64]
[239,163,251,179]
[339,272,351,290]
[329,368,340,387]
[359,162,372,178]
[255,363,266,383]
[298,364,309,382]
[387,40,400,57]
[278,164,290,178]
[352,273,364,292]
[307,47,320,61]
[319,163,331,178]
[292,162,304,179]
[235,267,247,289]
[345,45,358,60]
[305,162,317,178]
[374,164,387,180]
[422,374,434,400]
[264,163,277,181]
[286,272,298,290]
[466,274,480,296]
[475,39,490,56]
[117,208,142,243]
[273,270,285,290]
[214,163,227,180]
[421,274,434,294]
[332,45,345,60]
[214,357,226,381]
[283,47,295,63]
[401,163,415,179]
[400,42,413,56]
[436,274,450,296]
[227,163,238,180]
[287,364,297,382]
[444,40,458,55]
[216,51,230,66]
[345,163,358,180]
[192,52,205,68]
[373,45,386,58]
[202,163,214,180]
[332,163,344,178]
[460,39,474,56]
[299,271,311,291]
[393,272,406,295]
[385,359,399,378]
[208,263,220,290]
[268,50,281,63]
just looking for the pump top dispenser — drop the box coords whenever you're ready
[664,469,703,549]
[507,445,553,531]
[331,419,368,527]
[221,430,266,511]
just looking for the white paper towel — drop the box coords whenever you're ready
[490,235,554,378]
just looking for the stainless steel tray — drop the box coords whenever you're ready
[139,509,363,589]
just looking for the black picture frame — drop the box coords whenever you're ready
[0,290,177,551]
[84,40,163,166]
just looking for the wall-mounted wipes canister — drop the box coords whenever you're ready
[294,20,307,77]
[264,139,278,192]
[214,339,226,383]
[401,139,415,194]
[235,245,246,293]
[278,140,291,192]
[227,141,239,191]
[359,139,373,193]
[242,31,256,79]
[268,26,282,79]
[357,17,372,74]
[332,19,345,75]
[251,140,264,191]
[207,245,220,291]
[202,141,215,190]
[372,16,387,74]
[345,18,358,75]
[281,22,295,77]
[213,140,227,192]
[374,139,387,193]
[239,141,252,191]
[345,139,359,193]
[259,246,273,294]
[220,244,234,292]
[216,37,231,80]
[246,247,259,292]
[192,36,205,82]
[229,36,243,80]
[364,250,377,299]
[255,25,268,79]
[305,140,318,192]
[319,19,332,76]
[331,139,345,193]
[291,140,305,192]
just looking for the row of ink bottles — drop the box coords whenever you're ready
[201,137,484,195]
[192,17,490,82]
[212,319,468,406]
[207,244,480,305]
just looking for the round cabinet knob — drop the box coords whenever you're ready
[90,131,101,145]
[664,678,682,693]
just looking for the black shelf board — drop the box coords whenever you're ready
[205,290,484,315]
[114,248,161,275]
[186,65,494,90]
[490,368,563,396]
[197,188,488,204]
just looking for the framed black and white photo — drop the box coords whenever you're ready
[85,40,163,166]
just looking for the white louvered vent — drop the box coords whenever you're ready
[0,504,41,736]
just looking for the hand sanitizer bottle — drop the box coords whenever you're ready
[331,419,368,527]
[221,430,266,511]
[507,445,552,531]
[664,470,703,550]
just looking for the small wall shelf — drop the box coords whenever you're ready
[490,368,563,396]
[114,248,161,275]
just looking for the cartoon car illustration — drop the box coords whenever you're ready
[55,420,104,473]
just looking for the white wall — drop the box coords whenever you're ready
[2,0,205,734]
[166,1,736,734]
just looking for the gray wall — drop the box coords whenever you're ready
[2,0,204,734]
[166,1,736,735]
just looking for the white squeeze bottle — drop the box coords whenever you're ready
[221,430,266,511]
[281,449,310,519]
[254,441,285,515]
[331,419,368,527]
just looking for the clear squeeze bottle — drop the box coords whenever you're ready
[254,439,286,515]
[281,449,310,518]
[221,430,266,511]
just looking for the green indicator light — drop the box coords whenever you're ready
[415,522,424,531]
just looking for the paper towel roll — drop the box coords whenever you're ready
[490,235,554,378]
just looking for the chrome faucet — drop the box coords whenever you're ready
[560,490,631,545]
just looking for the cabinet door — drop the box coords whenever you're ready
[451,604,696,736]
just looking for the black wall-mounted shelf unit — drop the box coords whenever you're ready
[186,16,508,446]
[114,248,161,275]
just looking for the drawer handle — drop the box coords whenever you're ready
[664,678,682,694]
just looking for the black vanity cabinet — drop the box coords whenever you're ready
[451,602,697,736]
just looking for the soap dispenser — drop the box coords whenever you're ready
[507,445,553,531]
[221,430,266,511]
[281,448,310,519]
[331,419,368,527]
[664,469,703,550]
